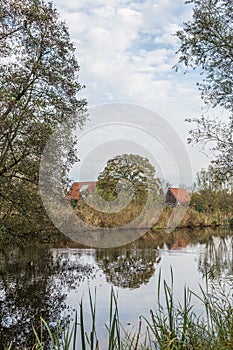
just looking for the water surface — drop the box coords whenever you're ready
[0,227,232,348]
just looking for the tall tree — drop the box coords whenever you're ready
[97,154,162,203]
[0,0,87,231]
[175,0,233,180]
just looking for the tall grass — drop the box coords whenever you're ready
[10,271,233,349]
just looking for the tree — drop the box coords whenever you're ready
[175,0,233,180]
[97,154,162,203]
[0,0,87,231]
[191,166,233,213]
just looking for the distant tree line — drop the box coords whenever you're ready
[191,166,233,214]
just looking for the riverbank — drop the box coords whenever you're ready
[154,206,233,229]
[0,225,80,248]
[1,223,232,252]
[1,204,232,248]
[73,201,233,230]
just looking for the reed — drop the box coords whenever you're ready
[13,271,233,350]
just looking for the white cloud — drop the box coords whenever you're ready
[52,0,209,183]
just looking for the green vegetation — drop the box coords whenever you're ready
[74,203,231,231]
[155,166,233,229]
[75,200,147,228]
[7,272,233,349]
[71,155,233,230]
[1,230,232,347]
[154,206,226,229]
[74,163,233,229]
[191,168,233,215]
[187,166,233,228]
[73,192,232,230]
[0,0,87,235]
[72,154,163,229]
[97,154,162,203]
[175,0,233,180]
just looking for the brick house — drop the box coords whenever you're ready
[165,187,190,206]
[66,181,97,206]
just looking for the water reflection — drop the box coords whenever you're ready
[0,246,62,348]
[0,228,232,348]
[198,234,233,279]
[95,248,158,289]
[0,247,98,349]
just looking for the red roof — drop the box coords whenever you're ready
[66,181,97,201]
[170,239,189,250]
[169,188,190,204]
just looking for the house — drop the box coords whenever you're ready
[165,187,190,206]
[66,181,97,205]
[67,183,190,208]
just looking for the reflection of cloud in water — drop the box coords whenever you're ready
[0,229,233,348]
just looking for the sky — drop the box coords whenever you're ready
[52,0,212,186]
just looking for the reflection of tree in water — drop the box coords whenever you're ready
[1,229,232,348]
[133,228,233,251]
[51,249,98,290]
[125,229,213,250]
[95,248,158,289]
[0,246,97,349]
[198,235,233,279]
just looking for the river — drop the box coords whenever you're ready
[0,227,232,349]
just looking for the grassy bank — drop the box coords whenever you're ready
[1,200,232,248]
[8,272,233,349]
[154,206,233,229]
[74,199,156,228]
[74,201,233,230]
